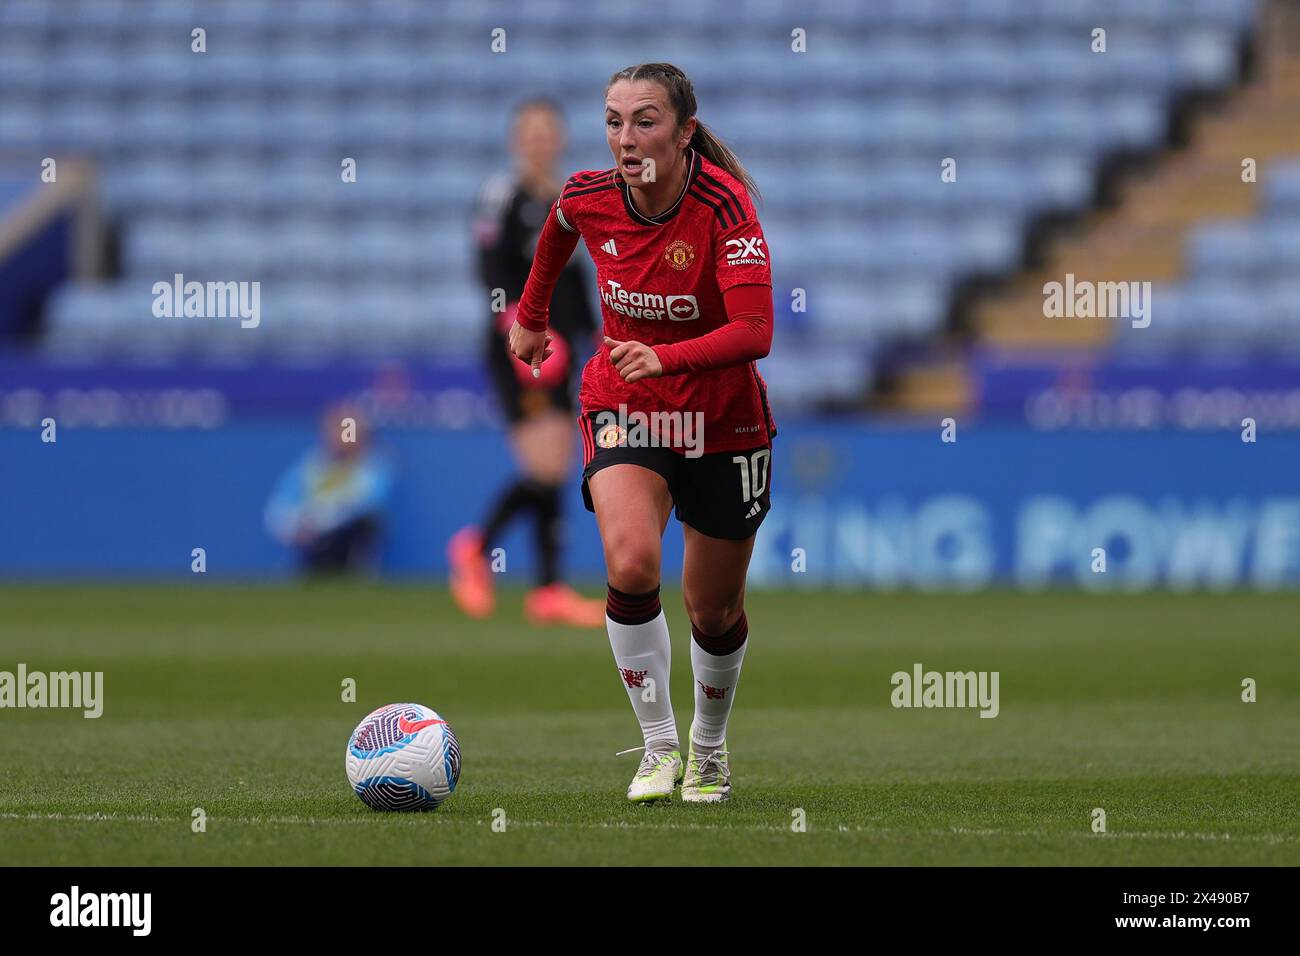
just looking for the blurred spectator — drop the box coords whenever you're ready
[264,405,394,575]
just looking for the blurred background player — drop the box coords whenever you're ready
[265,404,394,576]
[449,98,606,626]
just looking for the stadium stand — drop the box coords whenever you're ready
[0,0,1272,410]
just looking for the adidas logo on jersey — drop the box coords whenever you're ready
[601,239,618,256]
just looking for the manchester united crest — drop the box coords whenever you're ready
[663,239,696,271]
[596,423,627,448]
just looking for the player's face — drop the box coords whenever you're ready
[513,107,565,175]
[604,80,689,188]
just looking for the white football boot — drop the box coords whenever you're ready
[681,731,731,803]
[619,746,684,803]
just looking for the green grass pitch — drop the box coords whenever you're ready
[0,584,1297,866]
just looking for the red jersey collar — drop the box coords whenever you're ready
[618,148,701,227]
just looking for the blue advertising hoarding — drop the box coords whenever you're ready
[1,420,1295,589]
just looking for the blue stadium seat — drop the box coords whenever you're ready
[1180,279,1261,338]
[1023,97,1103,154]
[1266,281,1300,338]
[1176,31,1240,88]
[939,40,1025,94]
[1263,162,1300,214]
[1189,221,1264,275]
[1103,97,1167,149]
[1259,220,1300,270]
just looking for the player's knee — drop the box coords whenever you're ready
[604,544,660,595]
[686,601,742,638]
[527,456,568,486]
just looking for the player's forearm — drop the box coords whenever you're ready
[515,209,580,332]
[652,284,773,375]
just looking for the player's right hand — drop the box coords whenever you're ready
[507,319,553,379]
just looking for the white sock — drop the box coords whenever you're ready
[690,619,747,751]
[606,593,678,752]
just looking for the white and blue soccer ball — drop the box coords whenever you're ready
[345,702,461,811]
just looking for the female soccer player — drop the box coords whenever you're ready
[450,97,606,628]
[508,64,775,803]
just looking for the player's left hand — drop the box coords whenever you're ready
[604,336,663,383]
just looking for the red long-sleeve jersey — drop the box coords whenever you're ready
[515,148,776,454]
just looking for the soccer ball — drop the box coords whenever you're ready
[345,702,461,811]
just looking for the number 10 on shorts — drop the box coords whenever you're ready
[732,449,770,502]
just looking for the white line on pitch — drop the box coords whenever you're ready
[0,811,1295,844]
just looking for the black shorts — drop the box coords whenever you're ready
[578,410,773,541]
[485,327,575,423]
